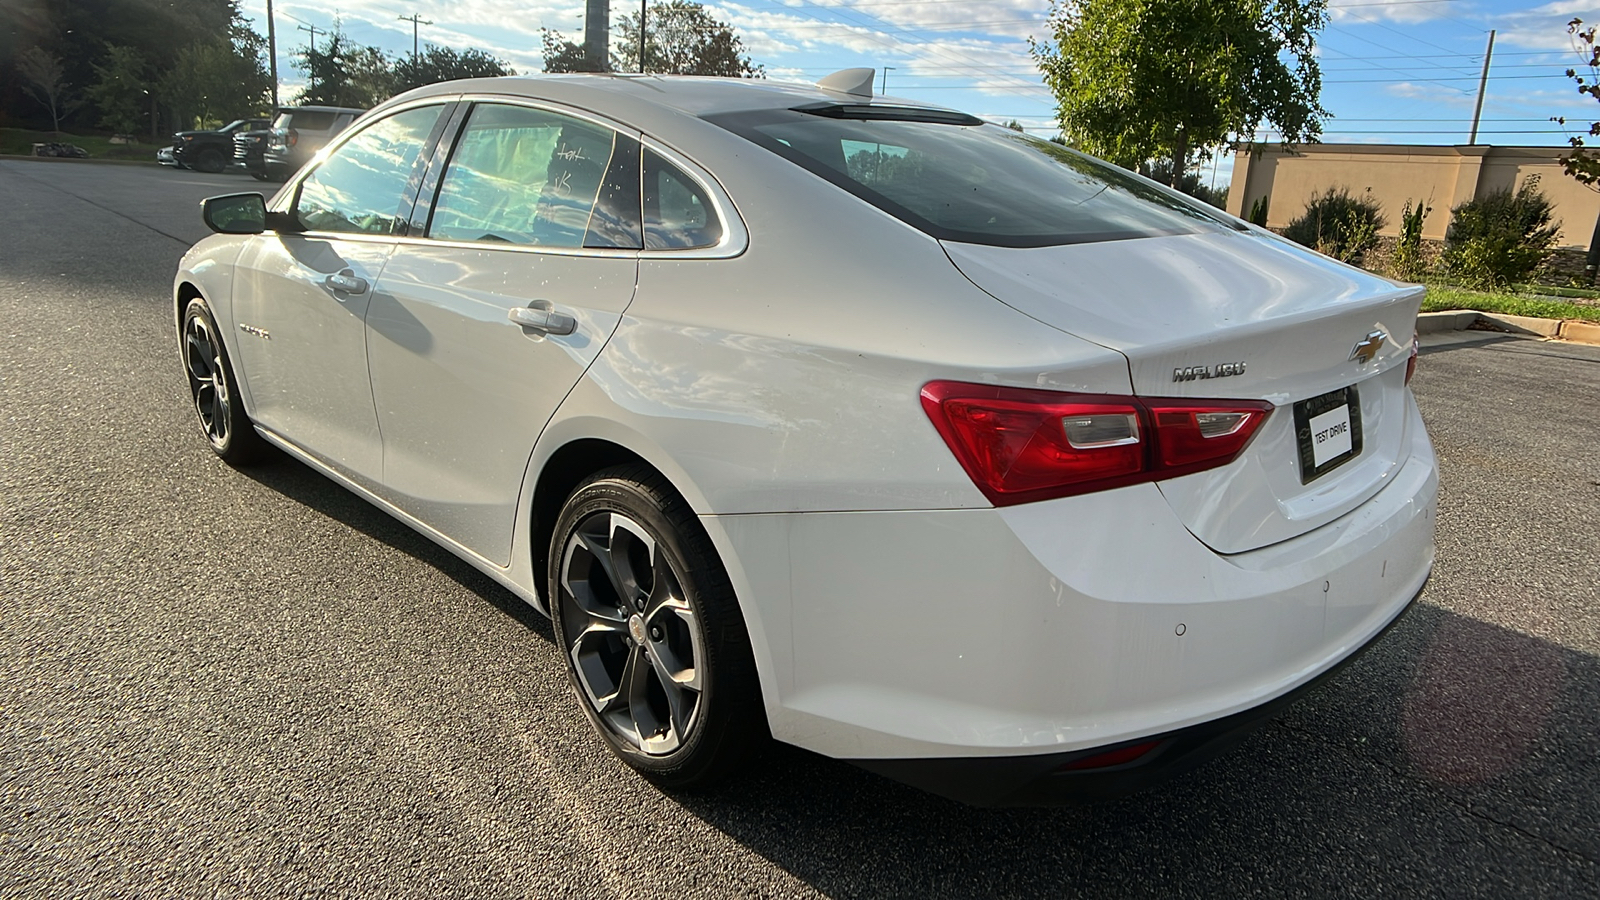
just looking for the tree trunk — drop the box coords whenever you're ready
[1169,127,1188,188]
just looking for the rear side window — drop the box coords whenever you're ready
[644,148,722,250]
[428,104,619,249]
[707,107,1233,248]
[277,110,338,132]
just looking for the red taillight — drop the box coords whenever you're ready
[1405,336,1419,385]
[1057,740,1163,772]
[285,128,299,147]
[921,381,1273,506]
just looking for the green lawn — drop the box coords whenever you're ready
[1422,285,1600,323]
[0,127,160,161]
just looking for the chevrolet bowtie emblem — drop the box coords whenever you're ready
[1349,330,1387,365]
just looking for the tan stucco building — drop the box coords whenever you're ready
[1225,143,1600,249]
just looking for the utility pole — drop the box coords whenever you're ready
[298,22,322,52]
[297,22,322,93]
[398,13,432,60]
[584,0,610,72]
[640,0,647,73]
[880,66,895,95]
[1469,29,1496,145]
[266,0,279,112]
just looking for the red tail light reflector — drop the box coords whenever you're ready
[921,382,1273,506]
[1056,740,1163,772]
[286,128,299,147]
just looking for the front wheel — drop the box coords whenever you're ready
[193,147,225,173]
[182,298,271,465]
[549,466,764,788]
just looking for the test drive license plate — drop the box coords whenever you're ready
[1293,386,1362,483]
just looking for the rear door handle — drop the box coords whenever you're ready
[508,305,577,335]
[324,272,368,294]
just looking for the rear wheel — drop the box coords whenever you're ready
[549,466,764,788]
[193,147,225,173]
[182,297,270,465]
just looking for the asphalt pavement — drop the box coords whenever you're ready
[2,158,1597,898]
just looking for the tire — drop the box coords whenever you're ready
[250,171,270,182]
[193,147,225,173]
[181,297,271,465]
[549,465,765,789]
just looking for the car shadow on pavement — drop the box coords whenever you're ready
[672,603,1600,897]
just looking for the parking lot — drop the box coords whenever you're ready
[2,157,1597,897]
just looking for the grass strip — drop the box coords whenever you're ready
[0,127,160,161]
[1422,286,1600,323]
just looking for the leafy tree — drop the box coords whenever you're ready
[161,24,272,130]
[540,28,600,73]
[86,45,152,135]
[1556,18,1600,188]
[1031,0,1327,185]
[16,46,76,132]
[294,31,393,108]
[393,45,515,93]
[1139,158,1227,208]
[6,0,239,129]
[618,1,763,76]
[544,1,762,77]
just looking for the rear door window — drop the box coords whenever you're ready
[428,103,623,249]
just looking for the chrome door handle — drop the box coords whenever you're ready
[508,305,577,335]
[324,272,368,294]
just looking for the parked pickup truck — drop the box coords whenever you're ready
[156,118,272,173]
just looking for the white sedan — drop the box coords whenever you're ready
[174,71,1436,806]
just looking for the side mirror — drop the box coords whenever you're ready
[201,193,267,234]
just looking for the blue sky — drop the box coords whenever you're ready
[241,0,1600,184]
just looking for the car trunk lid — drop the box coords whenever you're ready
[942,229,1424,553]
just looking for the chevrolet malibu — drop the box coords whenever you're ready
[174,71,1436,806]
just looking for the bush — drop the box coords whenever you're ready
[1247,194,1270,227]
[1284,186,1385,264]
[1442,176,1561,289]
[1389,197,1432,281]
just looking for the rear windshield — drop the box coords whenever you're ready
[706,107,1235,248]
[276,110,338,132]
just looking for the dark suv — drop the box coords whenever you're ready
[157,118,271,173]
[259,106,365,181]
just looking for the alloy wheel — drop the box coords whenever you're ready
[184,312,230,447]
[559,511,705,756]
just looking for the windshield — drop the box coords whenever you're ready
[706,107,1236,248]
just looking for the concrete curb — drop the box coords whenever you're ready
[1417,310,1600,346]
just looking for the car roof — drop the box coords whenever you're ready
[392,74,958,124]
[279,105,367,114]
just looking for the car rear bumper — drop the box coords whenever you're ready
[705,395,1437,794]
[852,576,1423,806]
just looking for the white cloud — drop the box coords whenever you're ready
[1330,0,1460,24]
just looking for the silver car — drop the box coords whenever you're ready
[175,73,1435,805]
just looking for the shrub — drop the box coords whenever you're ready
[1284,186,1385,264]
[1247,194,1270,227]
[1389,197,1432,281]
[1442,176,1561,289]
